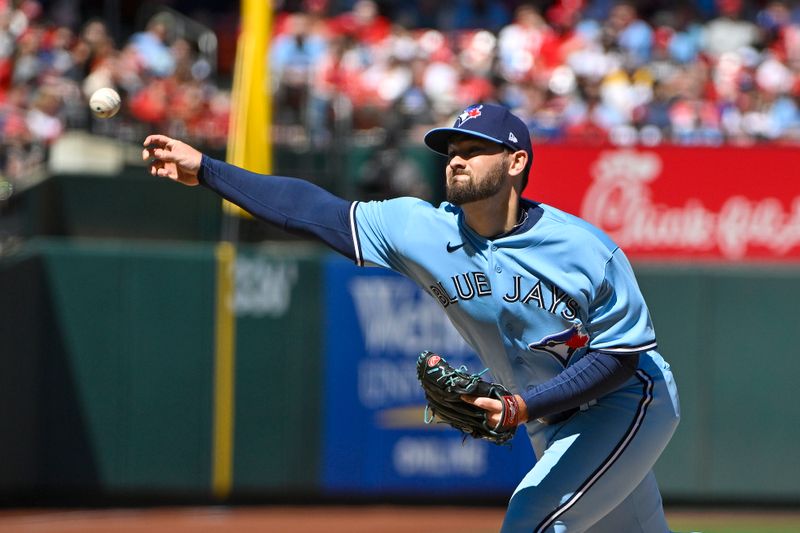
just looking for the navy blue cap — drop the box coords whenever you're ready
[424,103,533,166]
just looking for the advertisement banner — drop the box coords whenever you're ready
[526,145,800,262]
[322,258,532,495]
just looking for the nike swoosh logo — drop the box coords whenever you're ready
[446,241,465,253]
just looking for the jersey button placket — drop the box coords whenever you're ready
[490,244,502,273]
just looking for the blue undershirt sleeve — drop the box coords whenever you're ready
[198,155,356,260]
[522,352,639,421]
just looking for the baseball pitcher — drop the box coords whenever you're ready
[143,103,680,532]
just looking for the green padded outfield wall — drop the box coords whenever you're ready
[0,250,55,494]
[0,239,217,497]
[639,264,800,502]
[230,244,324,496]
[1,238,799,503]
[20,172,223,241]
[0,239,324,500]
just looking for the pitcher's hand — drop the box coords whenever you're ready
[462,394,528,429]
[142,134,202,186]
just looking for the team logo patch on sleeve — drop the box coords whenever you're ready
[528,323,590,366]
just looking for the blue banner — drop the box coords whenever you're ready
[322,257,532,495]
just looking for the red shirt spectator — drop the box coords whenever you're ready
[328,0,390,45]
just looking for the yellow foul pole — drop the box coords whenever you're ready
[212,0,273,499]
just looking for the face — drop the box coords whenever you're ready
[445,137,510,205]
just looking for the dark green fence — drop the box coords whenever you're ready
[0,240,217,498]
[1,239,798,504]
[230,245,324,496]
[640,265,800,502]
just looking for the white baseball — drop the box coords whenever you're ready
[89,87,121,119]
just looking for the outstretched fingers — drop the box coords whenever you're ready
[141,134,200,185]
[143,134,174,148]
[142,135,174,161]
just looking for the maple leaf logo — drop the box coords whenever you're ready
[454,105,483,127]
[528,323,590,367]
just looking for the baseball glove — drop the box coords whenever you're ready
[416,351,519,445]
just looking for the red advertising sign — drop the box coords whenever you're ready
[524,145,800,262]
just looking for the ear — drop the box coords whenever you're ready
[507,150,528,178]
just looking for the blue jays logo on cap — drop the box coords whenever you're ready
[423,103,533,169]
[454,104,483,127]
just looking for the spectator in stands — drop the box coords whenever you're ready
[171,37,207,83]
[639,79,674,137]
[604,1,654,68]
[540,0,590,78]
[308,33,369,145]
[1,84,31,143]
[363,52,413,109]
[61,34,90,82]
[39,25,74,77]
[702,0,761,58]
[453,61,496,111]
[328,0,391,46]
[79,18,115,70]
[128,13,175,78]
[12,25,45,86]
[756,1,800,68]
[26,84,63,143]
[3,0,800,167]
[563,77,613,144]
[649,7,703,67]
[393,57,435,134]
[496,4,549,84]
[129,77,170,125]
[418,30,460,118]
[271,12,328,125]
[0,9,16,73]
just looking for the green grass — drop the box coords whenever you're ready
[670,525,799,533]
[667,509,800,533]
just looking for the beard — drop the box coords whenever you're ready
[446,158,508,205]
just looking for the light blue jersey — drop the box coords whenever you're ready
[352,197,680,532]
[353,197,655,393]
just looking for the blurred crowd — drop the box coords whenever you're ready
[0,0,229,191]
[273,0,800,147]
[1,0,800,193]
